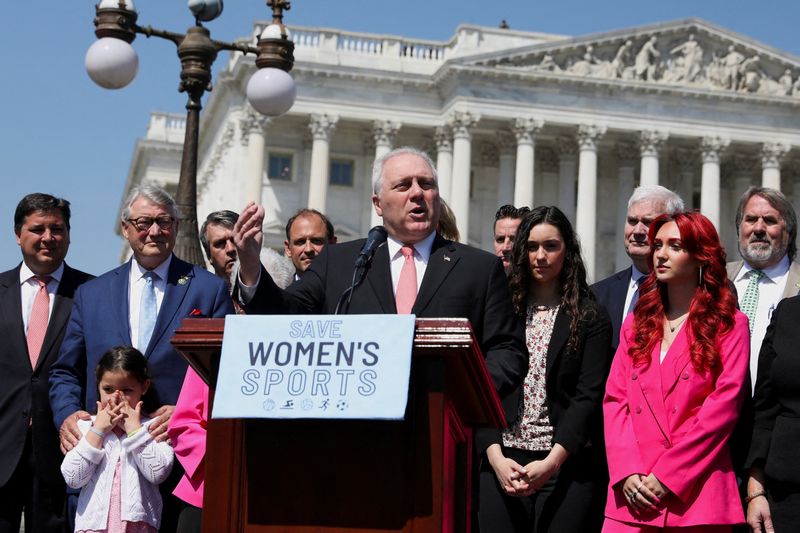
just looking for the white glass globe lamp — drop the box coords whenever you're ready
[85,37,139,89]
[246,68,296,116]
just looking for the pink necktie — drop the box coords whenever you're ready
[27,275,52,369]
[396,245,417,314]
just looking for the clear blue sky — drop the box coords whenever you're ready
[1,0,798,274]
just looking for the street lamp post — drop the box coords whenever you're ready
[85,0,297,265]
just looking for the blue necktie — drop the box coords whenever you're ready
[138,271,159,352]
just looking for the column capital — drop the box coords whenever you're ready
[448,111,480,139]
[700,136,730,164]
[309,113,339,141]
[615,142,638,166]
[434,125,453,153]
[239,108,271,145]
[372,120,401,147]
[761,142,790,170]
[639,130,669,157]
[576,124,607,151]
[556,136,578,158]
[513,117,544,144]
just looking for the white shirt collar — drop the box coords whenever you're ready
[386,231,436,262]
[19,261,64,285]
[131,255,172,281]
[736,255,790,283]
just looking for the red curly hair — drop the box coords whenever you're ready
[629,212,737,373]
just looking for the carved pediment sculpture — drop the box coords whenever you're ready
[472,20,800,99]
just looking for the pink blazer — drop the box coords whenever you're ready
[168,368,208,508]
[603,311,749,527]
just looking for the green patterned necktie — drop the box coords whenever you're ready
[741,270,764,333]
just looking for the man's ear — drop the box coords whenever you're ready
[372,194,382,217]
[284,240,292,258]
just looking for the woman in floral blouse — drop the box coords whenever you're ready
[478,205,612,532]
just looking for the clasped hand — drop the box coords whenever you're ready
[621,473,670,513]
[93,391,144,435]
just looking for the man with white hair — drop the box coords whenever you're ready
[592,185,684,352]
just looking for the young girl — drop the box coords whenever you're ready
[61,346,174,533]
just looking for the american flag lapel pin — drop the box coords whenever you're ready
[443,255,451,262]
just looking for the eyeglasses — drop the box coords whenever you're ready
[126,216,175,232]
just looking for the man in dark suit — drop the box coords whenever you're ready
[283,208,337,280]
[49,184,234,532]
[0,193,93,533]
[591,185,683,352]
[234,146,526,411]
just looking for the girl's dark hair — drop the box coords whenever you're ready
[95,346,156,411]
[508,206,593,353]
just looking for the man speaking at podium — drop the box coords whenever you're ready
[233,146,526,412]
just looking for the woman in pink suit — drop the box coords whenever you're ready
[168,368,208,533]
[603,212,749,532]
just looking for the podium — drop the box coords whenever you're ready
[172,317,505,532]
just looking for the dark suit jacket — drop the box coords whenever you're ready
[747,294,800,485]
[475,298,613,456]
[591,266,632,353]
[0,263,93,487]
[49,255,234,430]
[242,234,527,416]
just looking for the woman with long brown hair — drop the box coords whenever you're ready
[478,206,612,531]
[603,211,749,532]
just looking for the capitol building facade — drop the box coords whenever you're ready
[123,17,800,281]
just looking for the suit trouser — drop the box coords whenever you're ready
[478,446,603,533]
[0,428,67,533]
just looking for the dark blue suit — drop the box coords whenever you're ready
[590,266,632,354]
[49,255,234,428]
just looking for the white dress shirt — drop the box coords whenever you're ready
[19,262,63,335]
[386,231,436,295]
[733,255,790,392]
[622,264,647,322]
[128,257,171,351]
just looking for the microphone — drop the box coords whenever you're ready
[335,226,387,314]
[354,226,388,269]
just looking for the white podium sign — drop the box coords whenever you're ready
[211,314,415,420]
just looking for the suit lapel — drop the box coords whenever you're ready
[609,268,632,331]
[364,243,395,314]
[659,324,692,398]
[782,261,800,299]
[0,266,29,367]
[146,256,192,354]
[412,236,458,315]
[637,346,672,444]
[113,262,133,346]
[545,306,570,376]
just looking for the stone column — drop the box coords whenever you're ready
[700,136,730,230]
[434,126,453,201]
[512,117,544,208]
[240,109,271,206]
[307,113,338,213]
[496,130,516,206]
[557,137,578,224]
[673,147,697,209]
[449,111,480,243]
[615,142,638,271]
[639,130,668,186]
[370,120,401,227]
[575,124,606,281]
[761,142,789,190]
[732,154,757,201]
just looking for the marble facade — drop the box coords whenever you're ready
[122,18,800,281]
